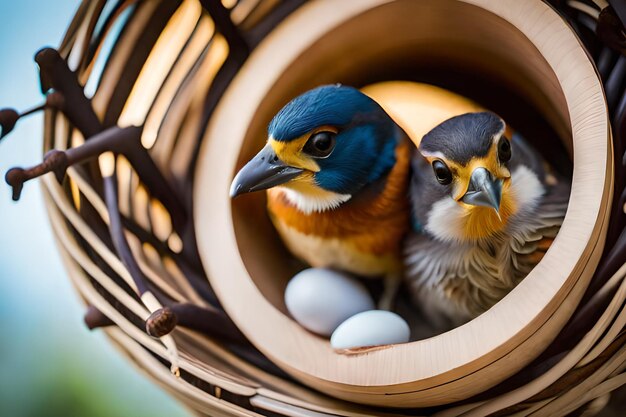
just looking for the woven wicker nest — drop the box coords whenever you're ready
[3,0,626,416]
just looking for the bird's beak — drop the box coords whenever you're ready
[230,144,304,198]
[461,167,503,213]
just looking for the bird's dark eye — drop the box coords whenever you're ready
[432,160,452,185]
[498,137,512,163]
[303,131,336,158]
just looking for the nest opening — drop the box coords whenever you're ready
[197,0,609,405]
[231,0,573,338]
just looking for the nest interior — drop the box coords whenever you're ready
[231,0,575,313]
[197,0,611,407]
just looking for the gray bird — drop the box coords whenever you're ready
[405,112,569,329]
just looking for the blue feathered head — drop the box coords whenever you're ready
[230,85,402,212]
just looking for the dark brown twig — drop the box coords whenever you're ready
[5,150,68,200]
[35,47,102,137]
[145,302,248,344]
[199,0,249,62]
[0,109,19,139]
[0,92,65,140]
[5,125,187,231]
[598,6,626,55]
[84,304,115,330]
[104,169,149,296]
[145,306,178,337]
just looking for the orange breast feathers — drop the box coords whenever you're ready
[267,139,412,260]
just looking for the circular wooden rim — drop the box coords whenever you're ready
[195,0,610,405]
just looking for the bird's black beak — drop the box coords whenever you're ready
[461,167,503,212]
[230,145,304,198]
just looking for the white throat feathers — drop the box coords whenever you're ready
[277,186,352,214]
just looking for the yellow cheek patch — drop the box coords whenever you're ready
[269,126,338,172]
[452,152,511,200]
[278,171,325,196]
[269,136,319,172]
[422,144,511,200]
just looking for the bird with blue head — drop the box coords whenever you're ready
[230,85,411,307]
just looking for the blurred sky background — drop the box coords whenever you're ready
[0,1,191,416]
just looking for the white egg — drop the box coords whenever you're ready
[330,310,410,350]
[284,268,375,336]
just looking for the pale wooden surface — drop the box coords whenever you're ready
[194,0,611,407]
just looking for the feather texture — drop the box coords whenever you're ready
[405,162,570,326]
[405,112,570,326]
[268,138,412,276]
